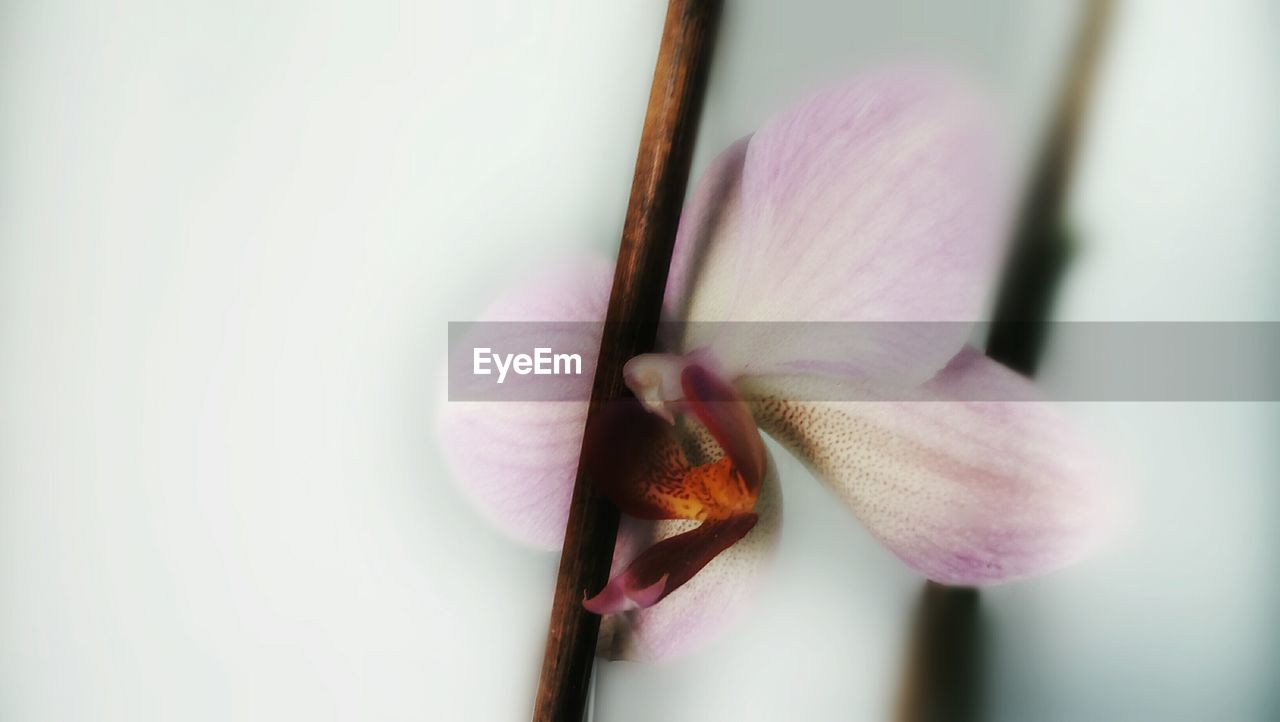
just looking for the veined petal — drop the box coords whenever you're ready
[668,68,1010,385]
[438,257,611,549]
[744,347,1116,585]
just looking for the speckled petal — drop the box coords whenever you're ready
[438,258,611,550]
[667,69,1009,385]
[744,348,1116,585]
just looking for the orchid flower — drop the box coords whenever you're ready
[440,69,1115,662]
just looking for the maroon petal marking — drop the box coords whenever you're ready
[584,514,759,614]
[582,398,691,520]
[680,364,766,497]
[583,398,758,521]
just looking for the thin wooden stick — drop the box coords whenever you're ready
[897,2,1114,721]
[532,2,721,720]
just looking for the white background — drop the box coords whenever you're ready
[2,1,1278,720]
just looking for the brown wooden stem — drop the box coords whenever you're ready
[532,2,721,720]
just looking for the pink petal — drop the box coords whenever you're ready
[438,257,611,550]
[747,347,1116,585]
[667,68,1010,386]
[664,137,750,329]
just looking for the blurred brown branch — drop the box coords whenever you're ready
[897,2,1115,721]
[987,0,1115,375]
[532,2,721,721]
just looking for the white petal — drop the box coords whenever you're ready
[743,348,1117,584]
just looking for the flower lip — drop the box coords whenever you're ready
[579,361,768,613]
[680,363,766,496]
[583,514,759,615]
[583,361,765,524]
